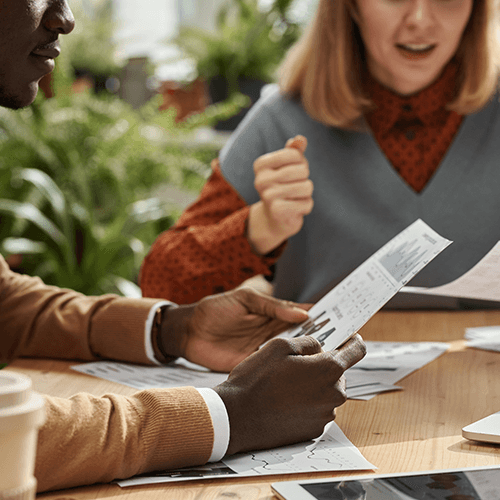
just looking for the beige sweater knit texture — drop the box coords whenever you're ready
[0,255,214,492]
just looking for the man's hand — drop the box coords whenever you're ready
[247,135,314,255]
[159,287,310,372]
[214,334,366,455]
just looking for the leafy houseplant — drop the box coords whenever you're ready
[0,67,246,296]
[60,0,123,93]
[175,0,302,129]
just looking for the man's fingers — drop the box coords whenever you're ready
[266,336,322,357]
[236,288,309,323]
[332,334,367,371]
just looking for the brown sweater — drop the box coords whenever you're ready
[0,255,214,492]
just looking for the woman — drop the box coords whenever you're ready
[140,0,500,304]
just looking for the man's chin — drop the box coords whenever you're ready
[0,83,39,110]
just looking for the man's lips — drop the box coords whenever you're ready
[31,43,61,59]
[28,43,60,76]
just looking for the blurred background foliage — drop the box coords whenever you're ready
[0,0,299,297]
[175,0,302,94]
[61,0,122,78]
[0,48,246,297]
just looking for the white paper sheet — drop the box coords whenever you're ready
[71,357,228,390]
[346,341,449,400]
[465,326,500,352]
[401,241,500,302]
[277,219,452,351]
[116,421,376,487]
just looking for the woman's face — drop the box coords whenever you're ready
[355,0,474,95]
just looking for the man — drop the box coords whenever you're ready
[0,0,366,494]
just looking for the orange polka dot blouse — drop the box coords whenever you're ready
[140,64,463,303]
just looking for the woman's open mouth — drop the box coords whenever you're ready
[396,43,436,60]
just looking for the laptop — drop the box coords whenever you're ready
[462,411,500,444]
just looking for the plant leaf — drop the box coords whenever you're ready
[0,199,66,246]
[110,276,142,298]
[13,168,66,218]
[1,237,47,254]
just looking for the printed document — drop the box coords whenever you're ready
[117,421,375,487]
[277,219,452,351]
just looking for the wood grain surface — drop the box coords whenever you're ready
[9,309,500,500]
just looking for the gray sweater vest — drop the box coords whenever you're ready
[220,85,500,305]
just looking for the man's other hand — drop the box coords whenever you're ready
[214,334,366,455]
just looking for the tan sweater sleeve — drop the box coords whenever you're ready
[36,387,214,492]
[0,254,160,365]
[0,256,215,491]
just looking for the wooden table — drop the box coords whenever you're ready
[9,309,500,500]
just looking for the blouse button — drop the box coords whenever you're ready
[405,129,416,140]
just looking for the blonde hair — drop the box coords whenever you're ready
[279,0,500,128]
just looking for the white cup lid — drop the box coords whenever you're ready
[0,372,32,409]
[0,372,45,432]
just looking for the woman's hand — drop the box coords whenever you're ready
[247,135,314,255]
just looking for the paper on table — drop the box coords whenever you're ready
[71,357,228,390]
[277,219,452,351]
[345,341,449,400]
[116,421,376,487]
[401,241,500,302]
[465,326,500,353]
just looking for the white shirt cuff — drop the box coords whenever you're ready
[197,387,230,462]
[144,301,177,365]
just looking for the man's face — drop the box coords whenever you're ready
[0,0,75,109]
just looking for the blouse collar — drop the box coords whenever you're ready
[366,61,459,136]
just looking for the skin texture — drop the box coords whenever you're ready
[160,287,311,372]
[0,0,74,109]
[214,334,367,455]
[355,0,473,95]
[247,135,314,255]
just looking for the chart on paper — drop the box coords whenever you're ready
[279,219,452,351]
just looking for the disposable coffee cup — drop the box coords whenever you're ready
[0,371,45,500]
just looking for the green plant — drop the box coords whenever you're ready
[175,0,302,94]
[0,79,246,296]
[60,0,122,79]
